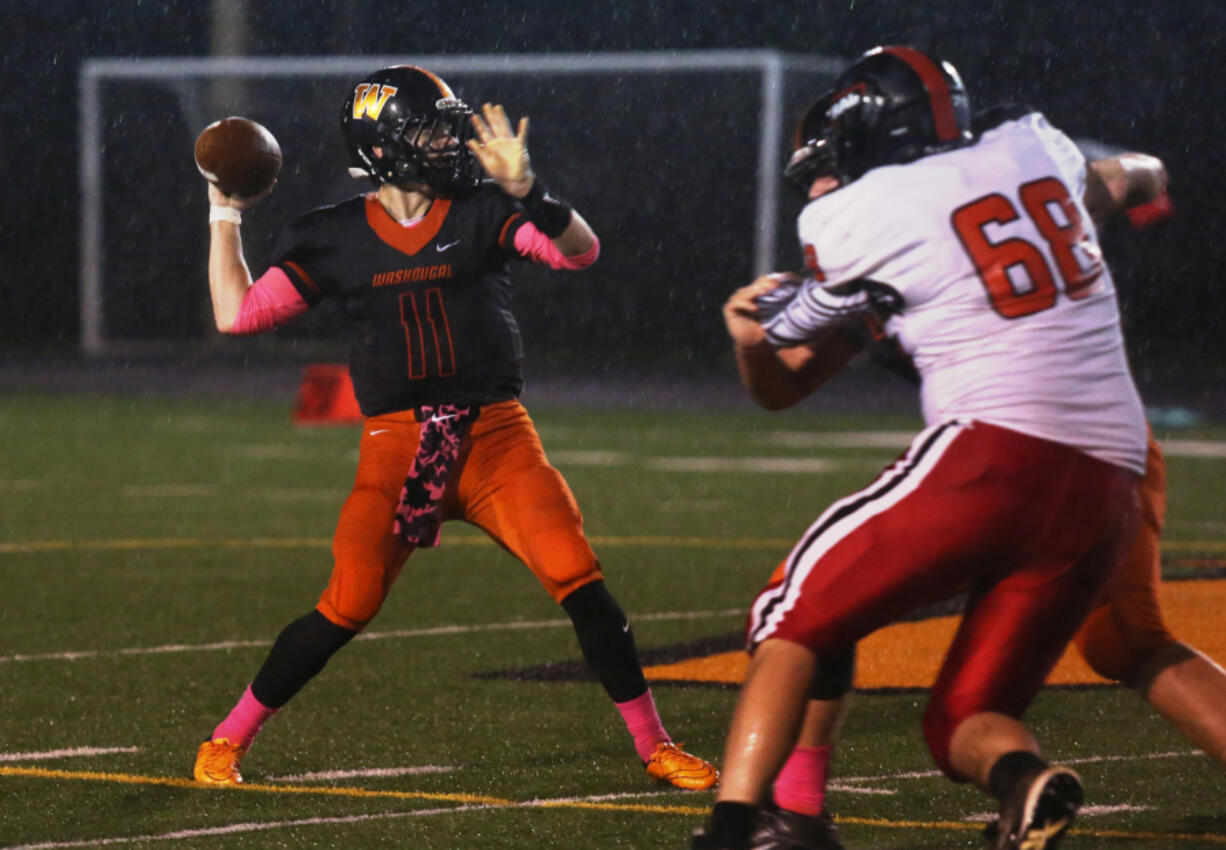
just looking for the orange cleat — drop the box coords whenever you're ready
[193,737,246,785]
[644,741,719,791]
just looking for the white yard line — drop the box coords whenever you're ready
[761,431,1226,461]
[118,485,217,498]
[0,608,743,665]
[836,749,1201,786]
[0,788,689,849]
[1161,440,1226,458]
[0,745,1206,843]
[548,450,861,473]
[1061,750,1201,767]
[119,486,345,502]
[838,767,944,782]
[0,480,43,491]
[765,431,916,449]
[0,806,489,850]
[645,457,847,474]
[0,747,1192,849]
[964,803,1154,823]
[222,445,321,460]
[0,747,139,763]
[267,765,457,782]
[827,782,898,795]
[256,488,349,502]
[545,450,634,466]
[521,789,679,806]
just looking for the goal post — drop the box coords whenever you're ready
[79,50,843,364]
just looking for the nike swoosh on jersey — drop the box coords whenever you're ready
[436,239,461,252]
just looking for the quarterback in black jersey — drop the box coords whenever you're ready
[271,182,534,413]
[193,65,716,792]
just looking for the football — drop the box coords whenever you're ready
[194,116,282,199]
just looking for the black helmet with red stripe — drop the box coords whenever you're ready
[786,46,972,189]
[339,65,480,194]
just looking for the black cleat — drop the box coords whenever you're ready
[691,827,748,850]
[985,765,1083,850]
[750,803,844,850]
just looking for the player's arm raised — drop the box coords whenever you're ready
[1084,152,1169,227]
[724,275,862,410]
[206,183,257,332]
[206,182,279,332]
[468,102,596,257]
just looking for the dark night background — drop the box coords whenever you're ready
[1,0,1222,411]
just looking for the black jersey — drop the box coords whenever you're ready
[271,184,538,415]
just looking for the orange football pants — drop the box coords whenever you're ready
[317,399,603,631]
[1073,432,1174,681]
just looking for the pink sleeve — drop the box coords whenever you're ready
[512,221,600,270]
[229,266,311,335]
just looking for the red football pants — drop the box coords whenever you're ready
[749,420,1141,778]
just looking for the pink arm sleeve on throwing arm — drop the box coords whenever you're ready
[512,222,600,270]
[228,266,311,334]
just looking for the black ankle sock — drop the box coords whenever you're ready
[708,801,760,846]
[987,750,1049,800]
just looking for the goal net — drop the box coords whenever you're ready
[79,51,842,370]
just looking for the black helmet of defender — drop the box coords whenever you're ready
[340,65,480,195]
[785,46,972,190]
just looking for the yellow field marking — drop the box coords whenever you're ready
[838,814,981,831]
[0,538,335,554]
[0,765,512,806]
[533,799,707,815]
[0,535,794,554]
[3,535,1222,556]
[4,765,1225,844]
[1070,827,1226,844]
[835,816,1226,843]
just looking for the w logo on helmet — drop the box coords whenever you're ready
[351,84,398,121]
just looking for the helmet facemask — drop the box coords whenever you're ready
[387,98,479,193]
[784,92,842,193]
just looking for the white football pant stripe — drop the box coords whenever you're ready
[748,420,967,647]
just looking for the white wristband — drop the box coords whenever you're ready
[209,204,242,225]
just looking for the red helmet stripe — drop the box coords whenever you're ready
[881,46,959,142]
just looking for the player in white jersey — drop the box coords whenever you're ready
[752,121,1226,850]
[768,115,1146,472]
[691,47,1145,850]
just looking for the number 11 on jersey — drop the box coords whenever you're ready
[399,288,456,379]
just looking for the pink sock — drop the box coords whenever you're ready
[773,745,832,815]
[211,684,277,750]
[615,691,670,763]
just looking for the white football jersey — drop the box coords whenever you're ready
[765,113,1146,474]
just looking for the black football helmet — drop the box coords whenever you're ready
[340,65,480,194]
[785,45,972,189]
